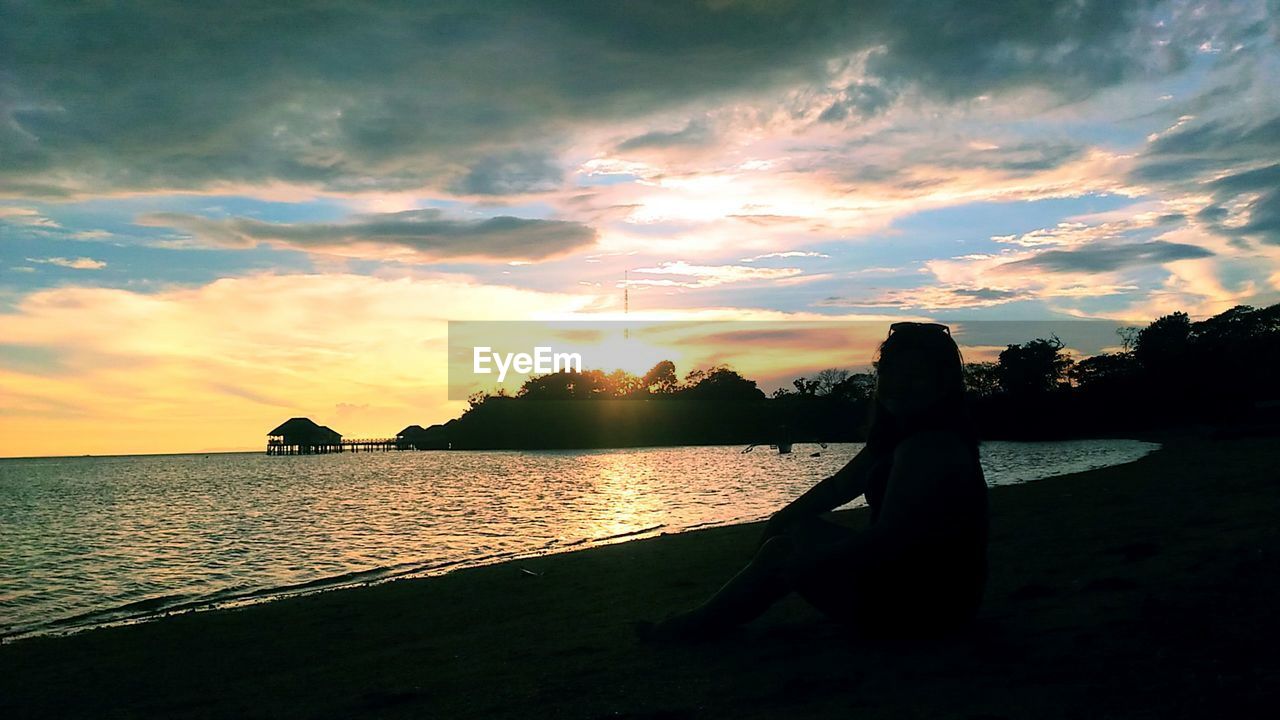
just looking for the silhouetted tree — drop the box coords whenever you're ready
[1135,311,1191,373]
[792,376,820,396]
[830,371,877,403]
[1116,326,1141,353]
[814,368,851,396]
[1184,305,1280,413]
[681,366,710,390]
[997,336,1073,395]
[519,370,610,399]
[963,362,1001,398]
[605,368,644,397]
[642,360,678,394]
[1191,304,1263,347]
[1068,352,1140,391]
[681,366,765,402]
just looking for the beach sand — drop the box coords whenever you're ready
[2,431,1277,719]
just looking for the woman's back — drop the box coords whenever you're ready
[857,429,989,636]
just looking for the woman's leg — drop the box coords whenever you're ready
[647,534,798,640]
[649,516,855,640]
[785,514,859,549]
[785,517,870,626]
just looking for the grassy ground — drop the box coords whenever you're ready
[3,431,1278,719]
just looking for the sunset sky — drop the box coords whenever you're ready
[2,1,1278,456]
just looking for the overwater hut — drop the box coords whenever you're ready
[317,425,341,445]
[396,425,426,450]
[267,417,343,455]
[395,423,452,450]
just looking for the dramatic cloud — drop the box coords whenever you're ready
[616,120,716,152]
[0,207,58,227]
[1134,113,1280,245]
[447,150,564,196]
[628,261,803,288]
[138,209,596,263]
[25,256,106,270]
[929,141,1088,175]
[993,240,1214,274]
[913,221,1263,317]
[740,251,830,262]
[817,79,895,122]
[816,286,1030,310]
[992,214,1185,248]
[0,0,1206,198]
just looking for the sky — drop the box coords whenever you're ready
[2,0,1279,456]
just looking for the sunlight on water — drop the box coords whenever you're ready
[0,439,1157,639]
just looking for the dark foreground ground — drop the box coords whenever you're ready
[3,431,1278,719]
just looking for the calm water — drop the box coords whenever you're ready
[0,440,1157,640]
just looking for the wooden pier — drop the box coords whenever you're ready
[340,437,396,452]
[266,437,397,455]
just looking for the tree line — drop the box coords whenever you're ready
[415,303,1279,449]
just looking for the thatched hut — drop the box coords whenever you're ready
[395,423,451,450]
[395,425,425,450]
[267,417,343,455]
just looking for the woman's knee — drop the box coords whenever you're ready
[754,534,798,570]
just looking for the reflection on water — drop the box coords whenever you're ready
[0,439,1157,639]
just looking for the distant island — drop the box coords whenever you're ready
[270,304,1280,453]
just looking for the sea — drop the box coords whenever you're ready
[0,439,1158,641]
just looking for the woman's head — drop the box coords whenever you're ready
[875,322,966,418]
[866,322,972,447]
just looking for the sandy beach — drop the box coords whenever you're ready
[2,430,1277,719]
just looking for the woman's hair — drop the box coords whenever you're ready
[863,322,977,451]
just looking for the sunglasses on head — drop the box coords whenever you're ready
[888,321,951,336]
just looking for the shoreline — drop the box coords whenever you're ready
[0,521,682,645]
[0,438,1159,644]
[2,429,1277,718]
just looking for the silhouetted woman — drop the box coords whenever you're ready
[637,322,989,642]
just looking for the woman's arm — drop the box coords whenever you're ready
[768,443,880,527]
[783,431,973,574]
